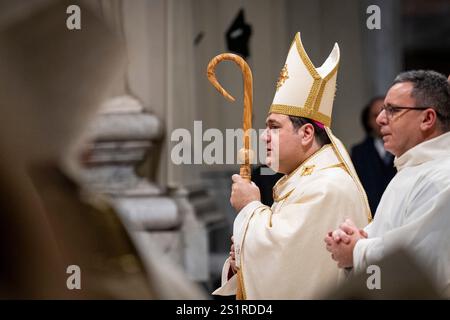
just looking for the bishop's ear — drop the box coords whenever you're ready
[300,123,316,145]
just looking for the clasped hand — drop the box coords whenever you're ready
[324,218,368,268]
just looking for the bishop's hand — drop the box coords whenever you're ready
[228,236,237,279]
[230,174,260,212]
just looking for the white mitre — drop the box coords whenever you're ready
[270,32,339,127]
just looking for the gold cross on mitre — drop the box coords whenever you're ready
[276,64,289,91]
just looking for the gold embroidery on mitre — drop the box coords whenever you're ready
[294,34,320,80]
[269,104,332,127]
[276,64,289,91]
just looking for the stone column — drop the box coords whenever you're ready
[80,95,212,283]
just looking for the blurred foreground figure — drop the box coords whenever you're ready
[0,0,204,299]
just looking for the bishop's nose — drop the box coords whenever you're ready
[260,128,270,142]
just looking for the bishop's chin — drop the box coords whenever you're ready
[265,155,272,167]
[265,156,280,173]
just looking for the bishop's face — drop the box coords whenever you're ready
[261,113,304,174]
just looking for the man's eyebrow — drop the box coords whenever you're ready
[384,103,399,108]
[266,119,281,126]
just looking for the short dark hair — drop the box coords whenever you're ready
[288,115,331,146]
[393,70,450,132]
[361,96,384,135]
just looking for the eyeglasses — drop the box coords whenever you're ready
[380,105,429,120]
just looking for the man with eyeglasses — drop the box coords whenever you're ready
[324,70,450,298]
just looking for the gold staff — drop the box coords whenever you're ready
[207,53,254,300]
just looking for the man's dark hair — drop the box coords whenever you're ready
[288,115,331,146]
[393,70,450,132]
[361,96,384,135]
